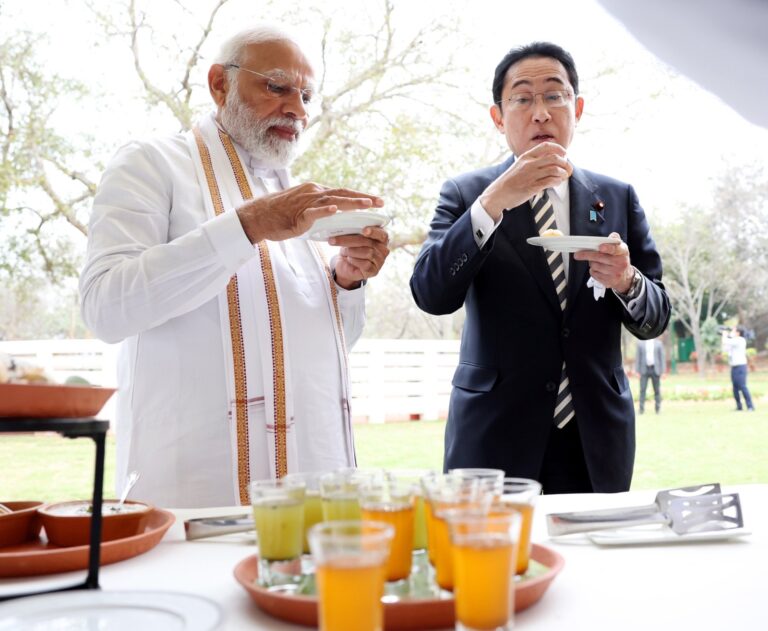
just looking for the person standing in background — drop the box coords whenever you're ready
[722,327,755,411]
[635,337,664,414]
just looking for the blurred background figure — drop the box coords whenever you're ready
[722,327,755,412]
[635,337,665,414]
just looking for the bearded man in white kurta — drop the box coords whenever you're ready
[79,26,390,508]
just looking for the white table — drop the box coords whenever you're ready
[2,485,765,630]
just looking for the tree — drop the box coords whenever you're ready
[709,164,768,351]
[0,32,97,278]
[3,0,485,339]
[656,204,740,376]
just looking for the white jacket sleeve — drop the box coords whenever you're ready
[79,139,257,343]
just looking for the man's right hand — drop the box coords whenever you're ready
[236,182,384,243]
[479,142,572,220]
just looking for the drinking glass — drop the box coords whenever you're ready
[448,468,505,496]
[422,474,491,591]
[448,511,522,631]
[359,478,414,582]
[283,471,325,554]
[249,478,305,587]
[386,468,435,551]
[309,520,394,631]
[498,478,542,575]
[320,469,385,521]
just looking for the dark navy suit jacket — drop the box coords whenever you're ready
[410,156,671,492]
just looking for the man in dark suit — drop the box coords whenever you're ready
[409,42,670,493]
[635,338,665,414]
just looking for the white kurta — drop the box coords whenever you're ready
[80,121,365,508]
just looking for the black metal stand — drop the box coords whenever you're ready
[0,417,109,601]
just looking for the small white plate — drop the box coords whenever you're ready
[0,590,222,630]
[587,525,752,546]
[305,211,389,241]
[527,235,620,253]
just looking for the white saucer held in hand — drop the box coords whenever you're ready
[527,235,620,253]
[305,211,389,241]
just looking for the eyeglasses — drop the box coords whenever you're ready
[497,90,573,112]
[225,64,315,106]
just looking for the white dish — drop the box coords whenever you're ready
[527,235,620,253]
[586,525,751,546]
[305,211,389,241]
[0,590,222,630]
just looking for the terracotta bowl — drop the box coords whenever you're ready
[0,501,44,547]
[38,500,153,547]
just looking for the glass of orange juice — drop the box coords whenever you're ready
[448,468,505,496]
[448,511,522,631]
[309,520,394,631]
[422,475,491,592]
[498,478,541,576]
[385,468,434,552]
[359,478,414,582]
[250,478,306,587]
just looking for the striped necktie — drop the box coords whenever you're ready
[532,190,575,429]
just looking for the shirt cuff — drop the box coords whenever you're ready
[201,209,258,273]
[470,199,502,248]
[612,274,647,318]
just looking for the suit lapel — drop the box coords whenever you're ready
[499,195,562,317]
[565,167,608,314]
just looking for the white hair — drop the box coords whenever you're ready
[213,25,297,66]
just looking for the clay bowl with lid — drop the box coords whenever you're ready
[0,501,44,547]
[38,499,153,547]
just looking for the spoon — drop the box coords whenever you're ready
[117,471,140,509]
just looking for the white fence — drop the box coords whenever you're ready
[0,338,459,425]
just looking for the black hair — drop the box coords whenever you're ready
[492,42,579,106]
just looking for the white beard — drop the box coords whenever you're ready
[220,88,303,167]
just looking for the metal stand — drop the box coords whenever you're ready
[0,417,109,601]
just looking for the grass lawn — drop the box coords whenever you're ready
[2,375,766,501]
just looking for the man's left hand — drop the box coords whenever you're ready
[573,231,634,293]
[329,226,390,289]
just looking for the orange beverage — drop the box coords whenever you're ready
[361,504,414,581]
[432,513,454,590]
[501,502,533,574]
[309,521,393,631]
[499,478,541,576]
[424,498,437,566]
[315,558,387,631]
[452,535,515,630]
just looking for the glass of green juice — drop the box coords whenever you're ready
[250,478,306,587]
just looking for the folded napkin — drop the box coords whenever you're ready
[586,276,606,300]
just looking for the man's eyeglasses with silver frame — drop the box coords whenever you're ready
[225,64,315,106]
[497,90,573,112]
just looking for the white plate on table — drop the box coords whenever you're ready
[305,211,389,241]
[527,235,620,253]
[0,590,221,630]
[586,525,752,546]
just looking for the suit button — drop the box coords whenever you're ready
[545,382,556,392]
[562,328,570,338]
[462,253,468,262]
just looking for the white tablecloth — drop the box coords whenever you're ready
[2,485,765,630]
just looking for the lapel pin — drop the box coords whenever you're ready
[590,200,605,223]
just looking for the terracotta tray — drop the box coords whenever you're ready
[234,543,564,630]
[0,383,116,418]
[0,509,174,577]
